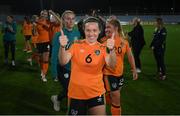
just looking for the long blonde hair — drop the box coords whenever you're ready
[106,18,126,39]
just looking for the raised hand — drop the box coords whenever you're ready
[107,33,115,50]
[59,30,68,48]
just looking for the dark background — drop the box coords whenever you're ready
[0,0,180,15]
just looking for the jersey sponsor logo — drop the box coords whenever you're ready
[95,50,100,55]
[80,49,84,53]
[97,96,103,103]
[112,83,118,89]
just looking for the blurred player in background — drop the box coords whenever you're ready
[2,15,17,66]
[150,17,167,80]
[26,15,40,66]
[128,17,145,73]
[36,10,50,82]
[51,10,81,111]
[22,16,33,53]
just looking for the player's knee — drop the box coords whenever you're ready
[111,90,120,104]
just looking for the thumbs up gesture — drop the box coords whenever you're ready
[107,33,115,51]
[59,30,68,48]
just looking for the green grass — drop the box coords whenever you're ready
[0,24,180,115]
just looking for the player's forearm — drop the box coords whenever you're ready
[108,49,116,69]
[127,51,136,71]
[59,47,69,66]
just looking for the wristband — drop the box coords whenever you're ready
[61,45,66,48]
[109,47,115,52]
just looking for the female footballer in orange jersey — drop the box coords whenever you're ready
[49,12,61,58]
[26,15,40,65]
[59,17,116,115]
[49,12,61,43]
[31,15,39,48]
[22,16,33,53]
[101,18,138,115]
[36,10,50,82]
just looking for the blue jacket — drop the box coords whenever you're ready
[2,21,17,41]
[51,27,81,78]
[150,27,167,50]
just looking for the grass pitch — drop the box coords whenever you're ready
[0,24,180,115]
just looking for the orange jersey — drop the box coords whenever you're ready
[102,35,131,76]
[36,18,50,43]
[49,22,61,43]
[23,21,32,36]
[68,40,106,99]
[31,24,39,44]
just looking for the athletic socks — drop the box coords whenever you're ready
[111,104,121,115]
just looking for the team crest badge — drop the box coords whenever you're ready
[74,36,78,41]
[95,50,100,55]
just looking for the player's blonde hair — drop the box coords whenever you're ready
[106,18,125,38]
[61,10,75,27]
[61,10,75,20]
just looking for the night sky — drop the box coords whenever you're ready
[0,0,180,15]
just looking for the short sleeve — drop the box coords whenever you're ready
[67,43,75,57]
[125,40,131,53]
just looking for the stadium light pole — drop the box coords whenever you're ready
[170,0,175,15]
[50,0,54,10]
[40,0,43,10]
[135,7,138,15]
[108,0,112,15]
[172,0,175,14]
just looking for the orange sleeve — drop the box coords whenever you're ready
[125,40,131,53]
[68,43,75,56]
[36,19,50,43]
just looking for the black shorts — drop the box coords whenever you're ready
[103,75,124,92]
[68,94,105,115]
[36,42,50,53]
[24,35,31,41]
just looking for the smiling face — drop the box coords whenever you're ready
[105,22,116,38]
[84,22,100,43]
